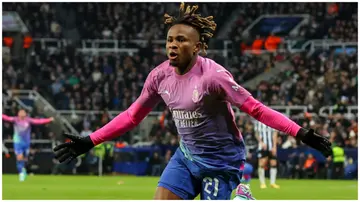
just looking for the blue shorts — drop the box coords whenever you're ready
[14,143,30,157]
[158,148,244,200]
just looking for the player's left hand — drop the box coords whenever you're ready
[53,133,94,163]
[296,128,332,157]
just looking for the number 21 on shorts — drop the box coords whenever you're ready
[202,177,220,200]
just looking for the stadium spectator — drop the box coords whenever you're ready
[343,157,357,179]
[149,151,163,176]
[329,143,346,179]
[26,148,41,175]
[51,157,67,175]
[80,122,93,137]
[302,153,318,179]
[164,149,173,166]
[286,151,299,179]
[85,149,99,174]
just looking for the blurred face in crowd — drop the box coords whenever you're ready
[166,24,201,72]
[154,152,159,158]
[166,150,172,158]
[18,109,27,119]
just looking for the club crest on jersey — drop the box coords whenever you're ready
[192,87,200,103]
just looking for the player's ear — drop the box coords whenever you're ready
[194,42,201,55]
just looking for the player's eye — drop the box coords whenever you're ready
[176,37,185,42]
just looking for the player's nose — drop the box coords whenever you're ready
[168,42,179,50]
[168,46,178,51]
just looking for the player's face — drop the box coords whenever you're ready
[166,24,201,69]
[18,110,26,119]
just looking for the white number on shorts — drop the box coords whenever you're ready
[203,177,220,197]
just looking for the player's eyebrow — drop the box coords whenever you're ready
[176,35,187,39]
[167,34,188,39]
[168,34,186,37]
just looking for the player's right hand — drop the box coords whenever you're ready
[53,133,94,163]
[296,128,332,157]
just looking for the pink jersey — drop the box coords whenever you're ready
[2,114,53,144]
[138,56,251,166]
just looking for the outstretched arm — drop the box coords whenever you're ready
[89,99,157,145]
[2,114,15,123]
[29,117,54,125]
[240,96,300,137]
[207,67,331,157]
[89,70,161,145]
[54,69,162,163]
[207,69,300,136]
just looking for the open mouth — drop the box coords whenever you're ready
[168,52,178,60]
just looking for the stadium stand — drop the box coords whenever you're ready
[229,3,357,42]
[3,3,236,39]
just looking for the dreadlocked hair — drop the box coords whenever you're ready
[164,2,217,55]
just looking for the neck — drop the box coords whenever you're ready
[175,55,198,75]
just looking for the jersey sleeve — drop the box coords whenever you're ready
[240,96,301,137]
[206,68,251,108]
[89,69,162,145]
[2,114,15,122]
[205,66,300,137]
[28,117,53,125]
[135,69,162,108]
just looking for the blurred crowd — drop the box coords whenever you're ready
[229,2,357,42]
[4,3,356,42]
[6,45,356,116]
[2,42,273,112]
[251,50,358,111]
[4,47,356,144]
[3,2,234,40]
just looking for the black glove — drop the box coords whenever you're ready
[53,133,94,163]
[296,128,332,157]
